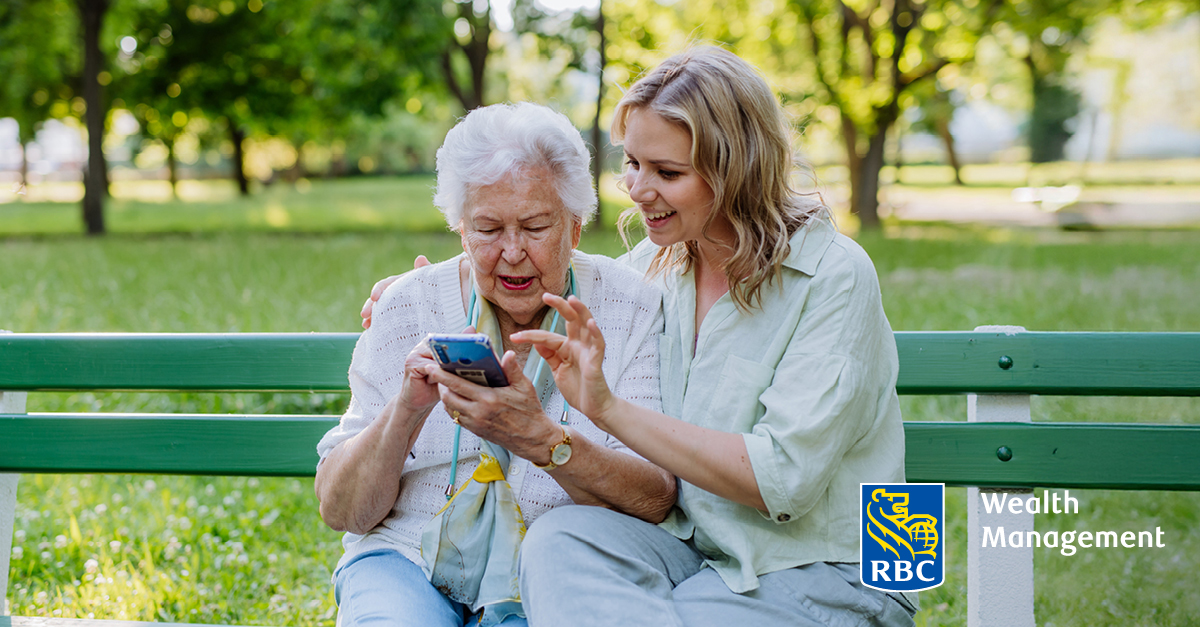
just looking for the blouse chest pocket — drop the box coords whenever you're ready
[705,355,776,432]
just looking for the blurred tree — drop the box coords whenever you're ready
[118,0,441,194]
[120,0,312,195]
[0,0,79,193]
[297,0,445,171]
[442,0,491,110]
[993,0,1193,164]
[994,0,1090,163]
[593,2,606,225]
[596,0,990,226]
[791,0,1001,228]
[513,0,609,225]
[907,82,964,184]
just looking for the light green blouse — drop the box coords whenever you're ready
[623,216,907,594]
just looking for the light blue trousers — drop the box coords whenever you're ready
[518,506,916,627]
[334,549,529,627]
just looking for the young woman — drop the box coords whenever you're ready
[511,47,915,626]
[363,47,914,626]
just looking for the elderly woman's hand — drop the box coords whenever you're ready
[424,351,560,463]
[398,337,443,415]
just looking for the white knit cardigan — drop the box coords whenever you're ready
[317,250,664,572]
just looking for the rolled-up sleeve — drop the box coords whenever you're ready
[742,250,895,524]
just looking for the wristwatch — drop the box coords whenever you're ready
[533,425,573,471]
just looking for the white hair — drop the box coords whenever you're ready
[433,102,597,228]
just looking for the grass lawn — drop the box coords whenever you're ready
[0,177,450,236]
[2,178,1199,625]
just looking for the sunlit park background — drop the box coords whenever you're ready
[2,0,1200,623]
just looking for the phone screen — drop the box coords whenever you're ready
[427,333,510,387]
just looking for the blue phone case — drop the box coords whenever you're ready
[427,333,510,387]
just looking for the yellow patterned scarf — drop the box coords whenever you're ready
[419,264,575,625]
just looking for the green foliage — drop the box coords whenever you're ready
[109,0,453,189]
[1027,79,1081,163]
[0,0,79,143]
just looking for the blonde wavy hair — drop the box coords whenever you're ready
[613,46,827,311]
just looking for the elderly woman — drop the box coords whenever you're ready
[314,102,674,627]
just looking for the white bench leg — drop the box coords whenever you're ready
[965,325,1034,627]
[967,391,1034,627]
[1,390,26,616]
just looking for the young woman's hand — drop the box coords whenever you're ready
[512,294,618,430]
[360,255,431,329]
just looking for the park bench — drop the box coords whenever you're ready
[2,329,1199,627]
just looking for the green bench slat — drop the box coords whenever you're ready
[0,414,336,476]
[3,332,1199,395]
[3,415,1198,490]
[0,333,359,392]
[904,422,1200,490]
[895,332,1200,396]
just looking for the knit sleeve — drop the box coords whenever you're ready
[316,265,445,461]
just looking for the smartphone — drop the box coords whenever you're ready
[427,333,510,387]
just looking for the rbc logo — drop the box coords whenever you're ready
[861,483,945,592]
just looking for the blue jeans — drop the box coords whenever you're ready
[334,549,529,627]
[519,506,916,627]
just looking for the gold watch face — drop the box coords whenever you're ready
[550,443,572,467]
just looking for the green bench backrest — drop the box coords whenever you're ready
[3,332,1199,395]
[2,332,1198,489]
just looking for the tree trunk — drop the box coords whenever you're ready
[440,4,490,112]
[166,138,179,199]
[231,125,249,195]
[590,0,606,230]
[19,142,29,197]
[935,118,964,185]
[854,127,888,230]
[840,112,863,222]
[287,138,307,183]
[78,0,109,235]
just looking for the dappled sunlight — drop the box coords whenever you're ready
[0,182,85,204]
[110,180,175,202]
[0,179,245,205]
[262,204,291,228]
[346,205,386,226]
[175,181,242,202]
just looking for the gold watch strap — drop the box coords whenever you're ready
[534,425,572,470]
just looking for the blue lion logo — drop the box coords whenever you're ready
[866,488,939,560]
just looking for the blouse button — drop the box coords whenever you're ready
[776,513,791,522]
[510,464,522,476]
